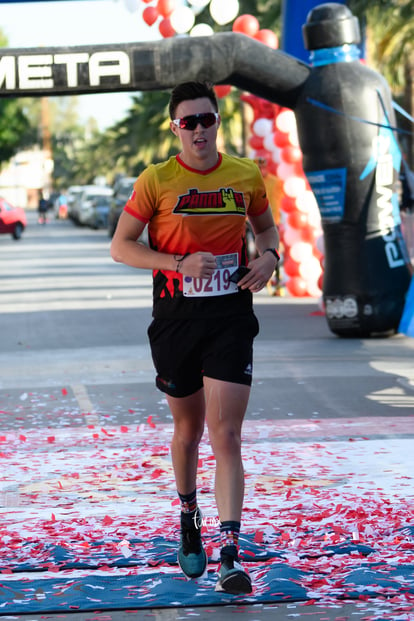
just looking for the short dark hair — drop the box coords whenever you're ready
[168,81,218,119]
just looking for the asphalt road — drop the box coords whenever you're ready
[0,210,413,621]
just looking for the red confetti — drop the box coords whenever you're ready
[254,530,264,543]
[151,468,164,479]
[102,515,114,526]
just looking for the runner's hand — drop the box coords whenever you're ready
[178,252,217,278]
[238,253,277,292]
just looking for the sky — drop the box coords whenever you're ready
[0,0,163,129]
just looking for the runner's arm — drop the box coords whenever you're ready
[111,211,216,278]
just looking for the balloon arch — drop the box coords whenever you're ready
[130,0,324,298]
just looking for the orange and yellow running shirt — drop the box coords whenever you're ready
[124,152,269,318]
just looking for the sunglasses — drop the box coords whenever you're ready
[172,112,219,131]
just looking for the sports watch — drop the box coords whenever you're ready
[263,248,280,262]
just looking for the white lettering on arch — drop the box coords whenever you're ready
[18,54,53,89]
[89,51,130,86]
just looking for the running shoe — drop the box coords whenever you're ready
[177,513,207,579]
[215,555,252,594]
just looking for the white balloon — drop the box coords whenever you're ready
[263,131,276,151]
[171,6,195,34]
[271,146,281,164]
[277,161,295,180]
[289,126,299,146]
[283,176,307,198]
[188,0,210,7]
[283,225,302,247]
[296,189,317,214]
[276,109,296,133]
[253,117,273,138]
[209,0,239,25]
[306,281,322,298]
[315,233,325,255]
[308,205,322,228]
[190,23,214,37]
[290,241,313,263]
[299,255,322,281]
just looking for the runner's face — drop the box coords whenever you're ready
[170,97,220,170]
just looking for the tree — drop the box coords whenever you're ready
[0,31,32,166]
[349,0,414,166]
[0,99,31,165]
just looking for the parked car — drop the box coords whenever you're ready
[67,185,85,223]
[77,186,114,228]
[0,197,27,240]
[108,177,135,238]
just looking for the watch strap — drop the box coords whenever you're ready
[263,248,280,262]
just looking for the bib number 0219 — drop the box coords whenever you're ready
[183,253,239,297]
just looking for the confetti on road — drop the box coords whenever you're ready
[0,414,412,615]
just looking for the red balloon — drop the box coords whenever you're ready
[214,84,232,98]
[143,6,158,26]
[158,17,175,37]
[241,93,276,120]
[253,148,269,160]
[254,29,278,49]
[142,0,153,3]
[280,195,298,214]
[292,162,305,176]
[299,224,315,242]
[232,14,259,37]
[266,161,278,176]
[281,144,303,165]
[286,276,309,297]
[273,131,291,148]
[157,0,175,18]
[283,256,301,278]
[249,135,264,150]
[318,273,324,290]
[287,211,308,230]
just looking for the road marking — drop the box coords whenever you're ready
[71,383,100,425]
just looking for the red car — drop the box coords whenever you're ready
[0,197,27,240]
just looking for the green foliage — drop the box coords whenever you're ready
[349,0,414,88]
[0,30,33,165]
[349,0,414,163]
[0,98,31,164]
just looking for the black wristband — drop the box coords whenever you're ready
[263,248,280,262]
[174,253,190,273]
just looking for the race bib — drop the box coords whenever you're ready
[183,253,239,297]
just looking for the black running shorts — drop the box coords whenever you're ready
[147,313,259,398]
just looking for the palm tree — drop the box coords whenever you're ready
[349,0,414,166]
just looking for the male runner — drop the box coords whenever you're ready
[111,81,280,594]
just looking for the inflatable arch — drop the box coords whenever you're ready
[0,2,412,336]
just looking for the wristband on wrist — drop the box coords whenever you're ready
[263,248,280,262]
[174,253,189,273]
